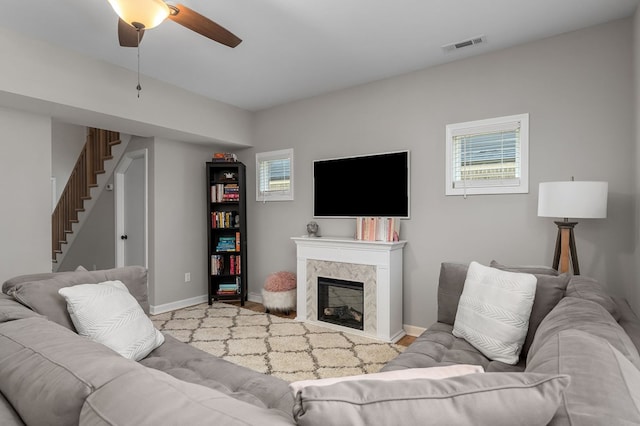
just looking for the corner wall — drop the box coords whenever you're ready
[0,107,52,278]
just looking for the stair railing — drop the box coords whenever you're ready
[52,128,120,262]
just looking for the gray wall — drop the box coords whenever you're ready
[0,107,52,278]
[51,122,85,204]
[150,138,219,309]
[242,18,636,328]
[58,178,116,272]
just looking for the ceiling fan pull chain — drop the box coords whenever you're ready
[136,29,142,98]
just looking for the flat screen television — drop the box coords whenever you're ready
[313,150,410,218]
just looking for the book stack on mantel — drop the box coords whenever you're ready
[355,217,400,242]
[212,152,238,162]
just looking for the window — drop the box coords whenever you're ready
[445,113,529,196]
[256,148,294,201]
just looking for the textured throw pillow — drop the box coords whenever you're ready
[453,261,537,364]
[290,364,484,396]
[58,281,164,361]
[293,372,569,426]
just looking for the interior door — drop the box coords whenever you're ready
[115,149,148,268]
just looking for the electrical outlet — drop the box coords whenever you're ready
[184,272,191,283]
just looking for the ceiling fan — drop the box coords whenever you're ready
[107,0,242,48]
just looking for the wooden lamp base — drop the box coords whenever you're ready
[552,220,579,275]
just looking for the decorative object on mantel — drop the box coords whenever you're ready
[306,221,319,237]
[262,271,297,315]
[538,178,608,274]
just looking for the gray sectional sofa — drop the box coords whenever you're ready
[1,263,639,425]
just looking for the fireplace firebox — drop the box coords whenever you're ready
[317,277,364,330]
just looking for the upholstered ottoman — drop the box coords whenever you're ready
[262,271,296,315]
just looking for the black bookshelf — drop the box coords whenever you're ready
[206,161,247,305]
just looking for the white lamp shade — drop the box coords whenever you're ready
[538,181,608,219]
[107,0,170,29]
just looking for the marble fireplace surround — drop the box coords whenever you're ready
[291,237,406,343]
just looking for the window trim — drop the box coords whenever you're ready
[256,148,294,202]
[445,113,529,196]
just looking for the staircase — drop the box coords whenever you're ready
[52,128,123,266]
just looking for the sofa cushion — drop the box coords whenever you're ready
[526,329,640,425]
[565,275,620,321]
[437,262,569,360]
[293,372,569,426]
[80,367,296,425]
[0,317,143,426]
[489,260,559,276]
[2,266,149,330]
[527,296,640,368]
[58,281,164,361]
[614,296,640,353]
[437,262,468,326]
[0,391,23,426]
[141,333,295,418]
[381,322,525,373]
[290,364,484,396]
[0,294,43,323]
[453,261,537,364]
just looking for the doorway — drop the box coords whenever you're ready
[115,149,148,268]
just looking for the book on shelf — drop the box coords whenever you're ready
[211,211,238,228]
[216,236,238,252]
[354,217,400,242]
[211,255,224,275]
[210,184,240,203]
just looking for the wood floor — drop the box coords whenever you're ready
[232,300,416,347]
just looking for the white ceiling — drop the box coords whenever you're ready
[1,0,638,112]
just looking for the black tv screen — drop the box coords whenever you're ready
[313,151,410,218]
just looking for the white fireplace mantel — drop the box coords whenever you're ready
[292,236,406,342]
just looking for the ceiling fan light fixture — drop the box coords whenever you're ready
[107,0,170,29]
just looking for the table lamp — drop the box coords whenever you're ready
[537,180,608,274]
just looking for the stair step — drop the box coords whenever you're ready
[102,155,114,161]
[88,184,98,188]
[109,140,121,146]
[81,196,91,200]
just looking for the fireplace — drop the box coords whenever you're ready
[292,236,406,342]
[317,277,364,330]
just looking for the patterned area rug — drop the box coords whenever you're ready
[150,302,405,382]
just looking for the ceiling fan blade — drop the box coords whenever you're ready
[118,18,144,47]
[168,4,242,48]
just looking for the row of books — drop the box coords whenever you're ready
[355,217,400,242]
[211,211,238,229]
[211,184,240,202]
[211,254,242,275]
[216,277,242,296]
[212,152,238,162]
[215,233,240,252]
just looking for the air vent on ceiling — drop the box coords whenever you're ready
[442,35,486,53]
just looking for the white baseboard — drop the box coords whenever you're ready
[403,324,426,337]
[247,291,263,304]
[150,294,208,315]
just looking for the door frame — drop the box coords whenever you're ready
[114,148,148,268]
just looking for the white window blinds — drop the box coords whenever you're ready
[256,149,294,201]
[446,114,529,196]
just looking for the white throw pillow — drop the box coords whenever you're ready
[289,364,484,396]
[58,280,164,361]
[453,261,537,364]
